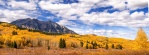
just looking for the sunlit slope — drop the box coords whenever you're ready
[0,22,148,50]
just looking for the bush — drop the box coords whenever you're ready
[12,31,18,35]
[0,37,4,45]
[92,41,97,49]
[5,40,13,47]
[0,45,3,48]
[70,42,78,48]
[116,44,123,50]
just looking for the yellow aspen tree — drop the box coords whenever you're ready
[135,28,148,49]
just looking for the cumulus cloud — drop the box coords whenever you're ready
[70,28,135,39]
[0,0,39,22]
[0,0,148,39]
[79,10,148,27]
[39,0,148,28]
[39,0,96,20]
[0,0,5,5]
[8,1,37,10]
[0,9,33,22]
[57,19,80,28]
[126,0,148,10]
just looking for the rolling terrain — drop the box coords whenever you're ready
[0,21,149,55]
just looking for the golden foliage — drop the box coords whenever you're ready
[135,28,148,49]
[0,22,148,50]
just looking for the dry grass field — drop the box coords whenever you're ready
[0,47,149,55]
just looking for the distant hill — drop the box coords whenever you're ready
[11,18,76,34]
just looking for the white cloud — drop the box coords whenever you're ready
[69,27,135,39]
[39,0,94,20]
[0,9,32,22]
[8,1,37,10]
[0,0,5,5]
[130,11,145,20]
[79,10,148,27]
[57,19,79,27]
[39,1,71,11]
[0,0,40,22]
[126,0,148,10]
[0,0,148,39]
[107,0,126,10]
[39,0,148,28]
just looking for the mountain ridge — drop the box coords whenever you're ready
[11,18,76,34]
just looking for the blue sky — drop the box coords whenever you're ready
[0,0,148,40]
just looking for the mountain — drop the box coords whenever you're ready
[11,18,76,34]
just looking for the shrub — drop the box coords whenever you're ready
[116,44,123,50]
[12,31,18,35]
[0,37,4,45]
[70,42,78,48]
[5,39,13,47]
[92,41,97,49]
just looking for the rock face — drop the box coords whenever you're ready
[11,18,76,34]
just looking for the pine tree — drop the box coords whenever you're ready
[62,39,66,48]
[135,28,148,49]
[13,41,17,48]
[86,43,88,49]
[80,41,83,47]
[59,38,66,48]
[48,46,50,50]
[105,43,108,50]
[59,38,63,48]
[105,37,109,50]
[111,44,114,49]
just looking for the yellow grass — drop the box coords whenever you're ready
[0,48,149,55]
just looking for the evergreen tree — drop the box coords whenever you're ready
[105,43,108,50]
[86,43,88,49]
[62,39,66,48]
[48,46,50,50]
[105,37,109,50]
[13,41,17,48]
[80,41,83,47]
[59,38,66,48]
[59,38,62,48]
[111,44,114,49]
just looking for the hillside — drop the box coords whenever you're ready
[11,18,76,34]
[0,22,149,55]
[0,22,148,50]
